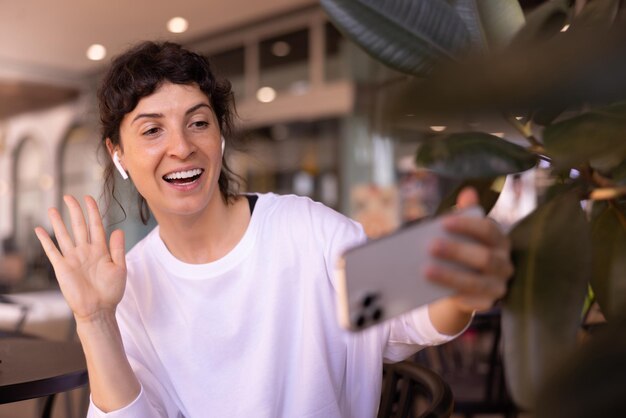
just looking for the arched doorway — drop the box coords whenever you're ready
[12,136,47,287]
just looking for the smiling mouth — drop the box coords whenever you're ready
[163,168,204,185]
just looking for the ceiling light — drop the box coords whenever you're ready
[271,41,291,57]
[86,44,107,61]
[560,24,570,32]
[167,17,189,34]
[490,132,505,138]
[256,86,277,103]
[430,126,446,132]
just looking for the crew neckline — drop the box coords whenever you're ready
[148,193,264,279]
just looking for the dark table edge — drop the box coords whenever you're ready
[0,369,88,404]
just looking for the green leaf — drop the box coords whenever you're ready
[535,319,626,418]
[543,104,626,168]
[590,205,626,320]
[447,0,525,53]
[568,0,620,32]
[509,0,570,47]
[612,160,626,185]
[435,177,504,215]
[502,189,591,410]
[385,24,626,117]
[415,132,538,178]
[320,0,471,77]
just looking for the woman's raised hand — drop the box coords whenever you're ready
[427,188,514,313]
[35,195,127,323]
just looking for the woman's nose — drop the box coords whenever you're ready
[167,130,196,159]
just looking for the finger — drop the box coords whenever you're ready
[455,187,479,210]
[426,264,507,300]
[48,207,75,255]
[109,229,126,269]
[84,196,106,246]
[34,227,64,266]
[432,238,513,278]
[64,195,89,244]
[443,216,507,247]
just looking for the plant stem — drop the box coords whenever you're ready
[505,115,544,150]
[590,187,626,201]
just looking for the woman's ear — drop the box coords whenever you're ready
[105,138,116,159]
[106,138,129,180]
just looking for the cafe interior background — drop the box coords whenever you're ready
[0,0,548,416]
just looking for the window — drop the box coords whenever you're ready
[208,46,245,102]
[259,29,310,95]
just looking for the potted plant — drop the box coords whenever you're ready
[321,0,626,413]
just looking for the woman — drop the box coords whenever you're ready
[35,41,512,417]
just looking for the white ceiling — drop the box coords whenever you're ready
[0,0,317,85]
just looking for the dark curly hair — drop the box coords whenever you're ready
[98,41,240,224]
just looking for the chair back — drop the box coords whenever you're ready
[378,361,454,418]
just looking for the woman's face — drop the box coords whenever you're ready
[115,82,224,221]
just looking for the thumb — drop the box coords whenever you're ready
[456,187,479,210]
[109,229,126,269]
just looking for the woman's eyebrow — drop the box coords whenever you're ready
[185,103,212,115]
[130,103,211,125]
[131,112,162,125]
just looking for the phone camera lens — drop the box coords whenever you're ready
[362,293,378,308]
[372,308,383,321]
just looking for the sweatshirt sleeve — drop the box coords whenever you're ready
[87,386,162,418]
[382,305,473,362]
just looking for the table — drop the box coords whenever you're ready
[0,337,88,418]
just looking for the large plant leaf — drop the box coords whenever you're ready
[415,132,538,178]
[382,21,626,117]
[320,0,471,77]
[502,189,591,410]
[568,0,621,32]
[509,0,570,48]
[590,204,626,320]
[435,177,504,215]
[447,0,525,53]
[535,318,626,418]
[613,159,626,185]
[543,103,626,168]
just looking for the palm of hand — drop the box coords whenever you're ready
[35,195,128,322]
[56,242,126,320]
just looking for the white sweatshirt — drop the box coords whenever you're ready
[88,193,455,418]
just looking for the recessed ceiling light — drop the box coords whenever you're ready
[271,41,291,57]
[560,24,570,32]
[167,17,189,34]
[256,87,277,103]
[430,126,446,132]
[86,44,107,61]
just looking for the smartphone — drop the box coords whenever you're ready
[336,206,484,331]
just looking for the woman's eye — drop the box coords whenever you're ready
[143,127,161,136]
[191,121,209,129]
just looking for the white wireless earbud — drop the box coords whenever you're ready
[221,136,225,156]
[113,151,129,180]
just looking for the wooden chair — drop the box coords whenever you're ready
[379,361,454,418]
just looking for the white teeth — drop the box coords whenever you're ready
[164,168,203,180]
